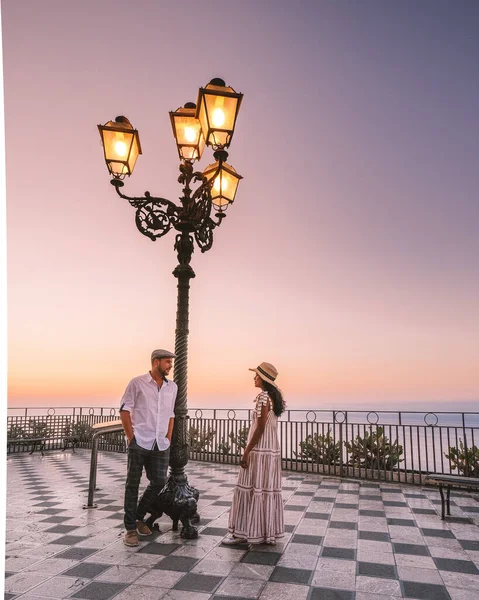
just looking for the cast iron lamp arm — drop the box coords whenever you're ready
[110,179,181,241]
[110,178,179,213]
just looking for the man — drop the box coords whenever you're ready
[120,348,177,547]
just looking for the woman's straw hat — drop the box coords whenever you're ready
[249,362,279,389]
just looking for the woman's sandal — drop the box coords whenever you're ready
[221,535,248,545]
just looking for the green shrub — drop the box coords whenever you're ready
[27,419,51,438]
[296,429,342,465]
[218,438,232,455]
[69,422,94,442]
[445,440,479,477]
[189,426,216,452]
[345,426,403,470]
[7,424,27,439]
[228,426,250,454]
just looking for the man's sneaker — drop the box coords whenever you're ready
[136,520,152,536]
[124,530,139,547]
[221,534,248,545]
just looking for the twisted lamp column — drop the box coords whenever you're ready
[154,231,200,538]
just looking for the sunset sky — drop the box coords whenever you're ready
[3,1,479,411]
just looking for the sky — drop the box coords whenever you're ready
[2,0,479,412]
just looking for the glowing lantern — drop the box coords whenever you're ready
[169,102,205,161]
[98,116,142,178]
[196,78,243,148]
[203,160,242,210]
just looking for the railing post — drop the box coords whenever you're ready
[462,413,469,477]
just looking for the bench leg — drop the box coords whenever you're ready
[439,485,446,520]
[446,485,451,516]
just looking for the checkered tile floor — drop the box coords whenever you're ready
[5,450,479,600]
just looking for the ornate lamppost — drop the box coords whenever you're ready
[97,78,243,538]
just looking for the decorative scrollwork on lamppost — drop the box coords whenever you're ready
[97,78,243,538]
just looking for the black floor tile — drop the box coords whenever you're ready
[213,501,231,506]
[201,527,228,536]
[241,551,281,565]
[138,542,180,555]
[359,495,382,501]
[412,508,437,515]
[313,497,337,503]
[462,505,479,513]
[270,566,312,584]
[335,503,359,509]
[358,561,397,579]
[404,493,427,498]
[294,491,315,496]
[63,563,111,578]
[459,539,479,551]
[284,524,295,532]
[401,581,450,600]
[387,518,415,526]
[49,535,89,545]
[56,547,100,560]
[201,495,221,500]
[393,543,429,556]
[291,534,323,545]
[71,581,127,599]
[322,546,356,560]
[421,528,455,539]
[154,555,199,571]
[359,531,390,542]
[310,588,355,600]
[40,515,71,523]
[213,597,255,600]
[359,509,386,517]
[45,524,79,534]
[305,512,330,520]
[329,521,357,530]
[383,501,408,507]
[98,505,123,511]
[433,556,479,574]
[284,505,306,511]
[173,573,223,593]
[320,484,340,489]
[4,594,16,600]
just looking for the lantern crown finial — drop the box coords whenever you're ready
[209,77,226,87]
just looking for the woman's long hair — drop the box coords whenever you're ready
[262,380,286,417]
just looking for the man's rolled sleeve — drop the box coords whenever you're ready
[120,380,136,413]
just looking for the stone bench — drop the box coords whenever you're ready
[425,473,479,520]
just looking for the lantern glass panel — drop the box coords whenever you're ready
[173,115,205,160]
[203,161,242,207]
[99,121,141,177]
[197,82,242,148]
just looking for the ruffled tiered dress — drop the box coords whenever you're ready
[227,391,284,544]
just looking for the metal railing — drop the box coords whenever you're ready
[7,406,479,484]
[6,407,124,454]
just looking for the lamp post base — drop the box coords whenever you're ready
[145,468,200,539]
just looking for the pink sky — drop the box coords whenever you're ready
[3,1,479,410]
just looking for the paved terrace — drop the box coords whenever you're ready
[5,450,479,600]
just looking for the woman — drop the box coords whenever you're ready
[222,361,286,545]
